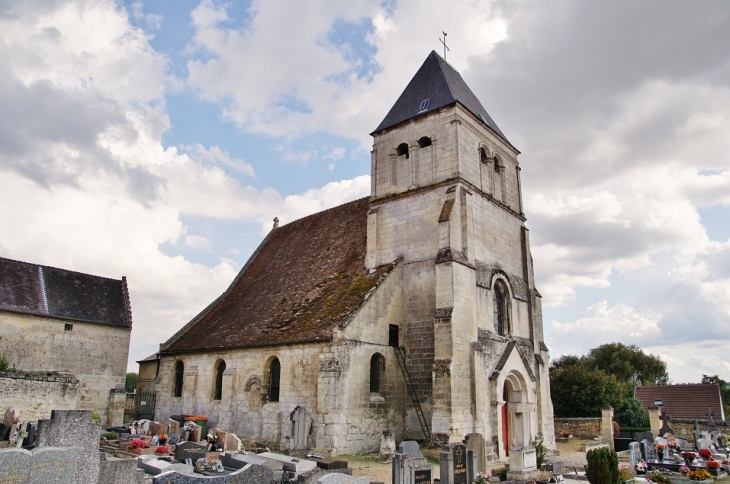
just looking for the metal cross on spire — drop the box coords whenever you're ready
[440,31,450,60]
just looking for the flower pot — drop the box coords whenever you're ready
[159,438,167,445]
[658,451,664,461]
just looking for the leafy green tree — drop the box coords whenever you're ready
[587,343,669,385]
[125,372,138,393]
[550,363,624,417]
[701,374,730,417]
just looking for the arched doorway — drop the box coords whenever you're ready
[501,371,531,457]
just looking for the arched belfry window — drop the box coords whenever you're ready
[369,353,385,393]
[397,143,409,159]
[418,136,432,148]
[173,360,184,397]
[480,147,489,164]
[493,280,509,336]
[269,358,281,402]
[214,360,226,400]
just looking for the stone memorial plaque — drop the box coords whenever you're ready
[523,449,537,469]
[174,441,207,464]
[452,443,468,484]
[415,468,432,483]
[0,447,32,483]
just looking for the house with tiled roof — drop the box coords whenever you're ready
[152,51,555,460]
[0,256,132,424]
[635,384,725,421]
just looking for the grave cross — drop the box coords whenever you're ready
[659,413,674,437]
[707,409,718,431]
[440,31,450,60]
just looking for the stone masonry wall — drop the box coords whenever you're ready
[0,371,78,422]
[0,311,130,423]
[668,418,730,445]
[554,418,601,438]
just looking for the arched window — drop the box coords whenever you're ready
[494,155,506,202]
[397,143,409,159]
[493,281,509,336]
[369,353,385,393]
[418,136,432,148]
[173,360,184,397]
[480,147,489,164]
[214,360,226,400]
[269,358,281,402]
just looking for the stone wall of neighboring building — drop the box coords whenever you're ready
[0,311,130,423]
[136,357,158,392]
[0,371,78,422]
[553,418,601,438]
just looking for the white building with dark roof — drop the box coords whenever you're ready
[152,51,555,462]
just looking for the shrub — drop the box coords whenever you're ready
[104,431,119,440]
[492,467,509,481]
[91,413,101,420]
[646,470,672,484]
[530,434,547,469]
[586,447,620,484]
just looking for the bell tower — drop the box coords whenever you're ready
[366,51,553,452]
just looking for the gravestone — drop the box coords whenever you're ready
[635,431,654,444]
[645,442,657,461]
[0,447,32,483]
[189,422,202,443]
[36,410,100,484]
[259,451,318,474]
[698,438,713,450]
[152,462,273,483]
[168,434,179,445]
[628,442,642,472]
[138,456,174,475]
[465,433,486,474]
[31,446,78,483]
[392,452,433,484]
[451,443,468,484]
[216,430,228,450]
[317,474,370,483]
[99,456,147,484]
[149,422,162,436]
[290,406,313,450]
[175,441,207,463]
[225,433,241,452]
[21,422,37,449]
[379,429,396,463]
[165,419,180,437]
[220,451,282,472]
[398,441,423,458]
[659,414,675,437]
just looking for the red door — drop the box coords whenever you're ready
[501,404,509,456]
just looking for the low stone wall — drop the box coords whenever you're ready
[666,418,730,445]
[0,371,78,421]
[554,418,601,439]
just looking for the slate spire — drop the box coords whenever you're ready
[372,50,507,141]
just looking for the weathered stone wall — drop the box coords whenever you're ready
[554,418,601,438]
[0,311,130,423]
[136,359,158,392]
[669,418,730,444]
[0,371,78,421]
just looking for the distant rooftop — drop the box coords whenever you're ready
[0,256,132,328]
[372,50,508,143]
[635,384,725,421]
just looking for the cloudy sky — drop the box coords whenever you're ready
[1,0,729,384]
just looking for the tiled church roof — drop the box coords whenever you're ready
[161,197,393,354]
[372,50,508,142]
[0,256,132,328]
[634,384,725,420]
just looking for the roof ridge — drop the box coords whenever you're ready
[276,196,369,230]
[0,254,121,283]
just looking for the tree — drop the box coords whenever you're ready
[125,372,138,393]
[587,343,669,385]
[701,374,730,417]
[550,363,624,417]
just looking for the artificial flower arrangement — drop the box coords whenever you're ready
[698,448,713,460]
[619,466,634,481]
[129,438,146,450]
[683,451,696,464]
[155,445,170,454]
[656,444,666,451]
[646,470,672,484]
[473,472,490,484]
[689,468,711,481]
[635,460,648,474]
[668,442,680,450]
[561,429,572,438]
[706,461,720,469]
[680,466,691,476]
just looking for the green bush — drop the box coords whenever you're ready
[104,431,119,440]
[530,434,547,468]
[0,355,17,372]
[492,467,509,481]
[586,447,620,484]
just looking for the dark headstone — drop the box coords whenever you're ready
[635,431,654,443]
[316,458,349,470]
[21,422,37,449]
[452,443,468,484]
[415,468,432,484]
[174,441,207,464]
[659,414,675,437]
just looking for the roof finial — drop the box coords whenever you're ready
[273,217,279,229]
[440,31,450,61]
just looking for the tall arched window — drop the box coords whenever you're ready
[214,360,226,400]
[493,281,509,335]
[269,358,281,402]
[173,360,184,397]
[369,353,385,393]
[480,147,489,164]
[418,136,432,148]
[397,143,409,159]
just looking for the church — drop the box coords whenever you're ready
[153,51,555,459]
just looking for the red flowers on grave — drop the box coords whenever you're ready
[699,448,713,460]
[706,461,720,469]
[155,445,170,454]
[656,444,666,451]
[668,442,680,450]
[683,451,697,464]
[129,438,146,450]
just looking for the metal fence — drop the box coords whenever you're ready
[123,391,156,423]
[614,409,651,438]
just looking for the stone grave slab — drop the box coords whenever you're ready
[36,409,100,484]
[0,447,32,483]
[30,446,78,483]
[220,451,282,472]
[225,433,241,453]
[317,473,370,483]
[465,433,486,474]
[315,458,349,470]
[628,442,641,472]
[398,440,423,458]
[258,451,318,474]
[175,441,207,463]
[138,456,174,475]
[152,462,272,483]
[393,452,432,484]
[99,457,146,484]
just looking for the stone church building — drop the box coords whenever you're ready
[154,51,555,458]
